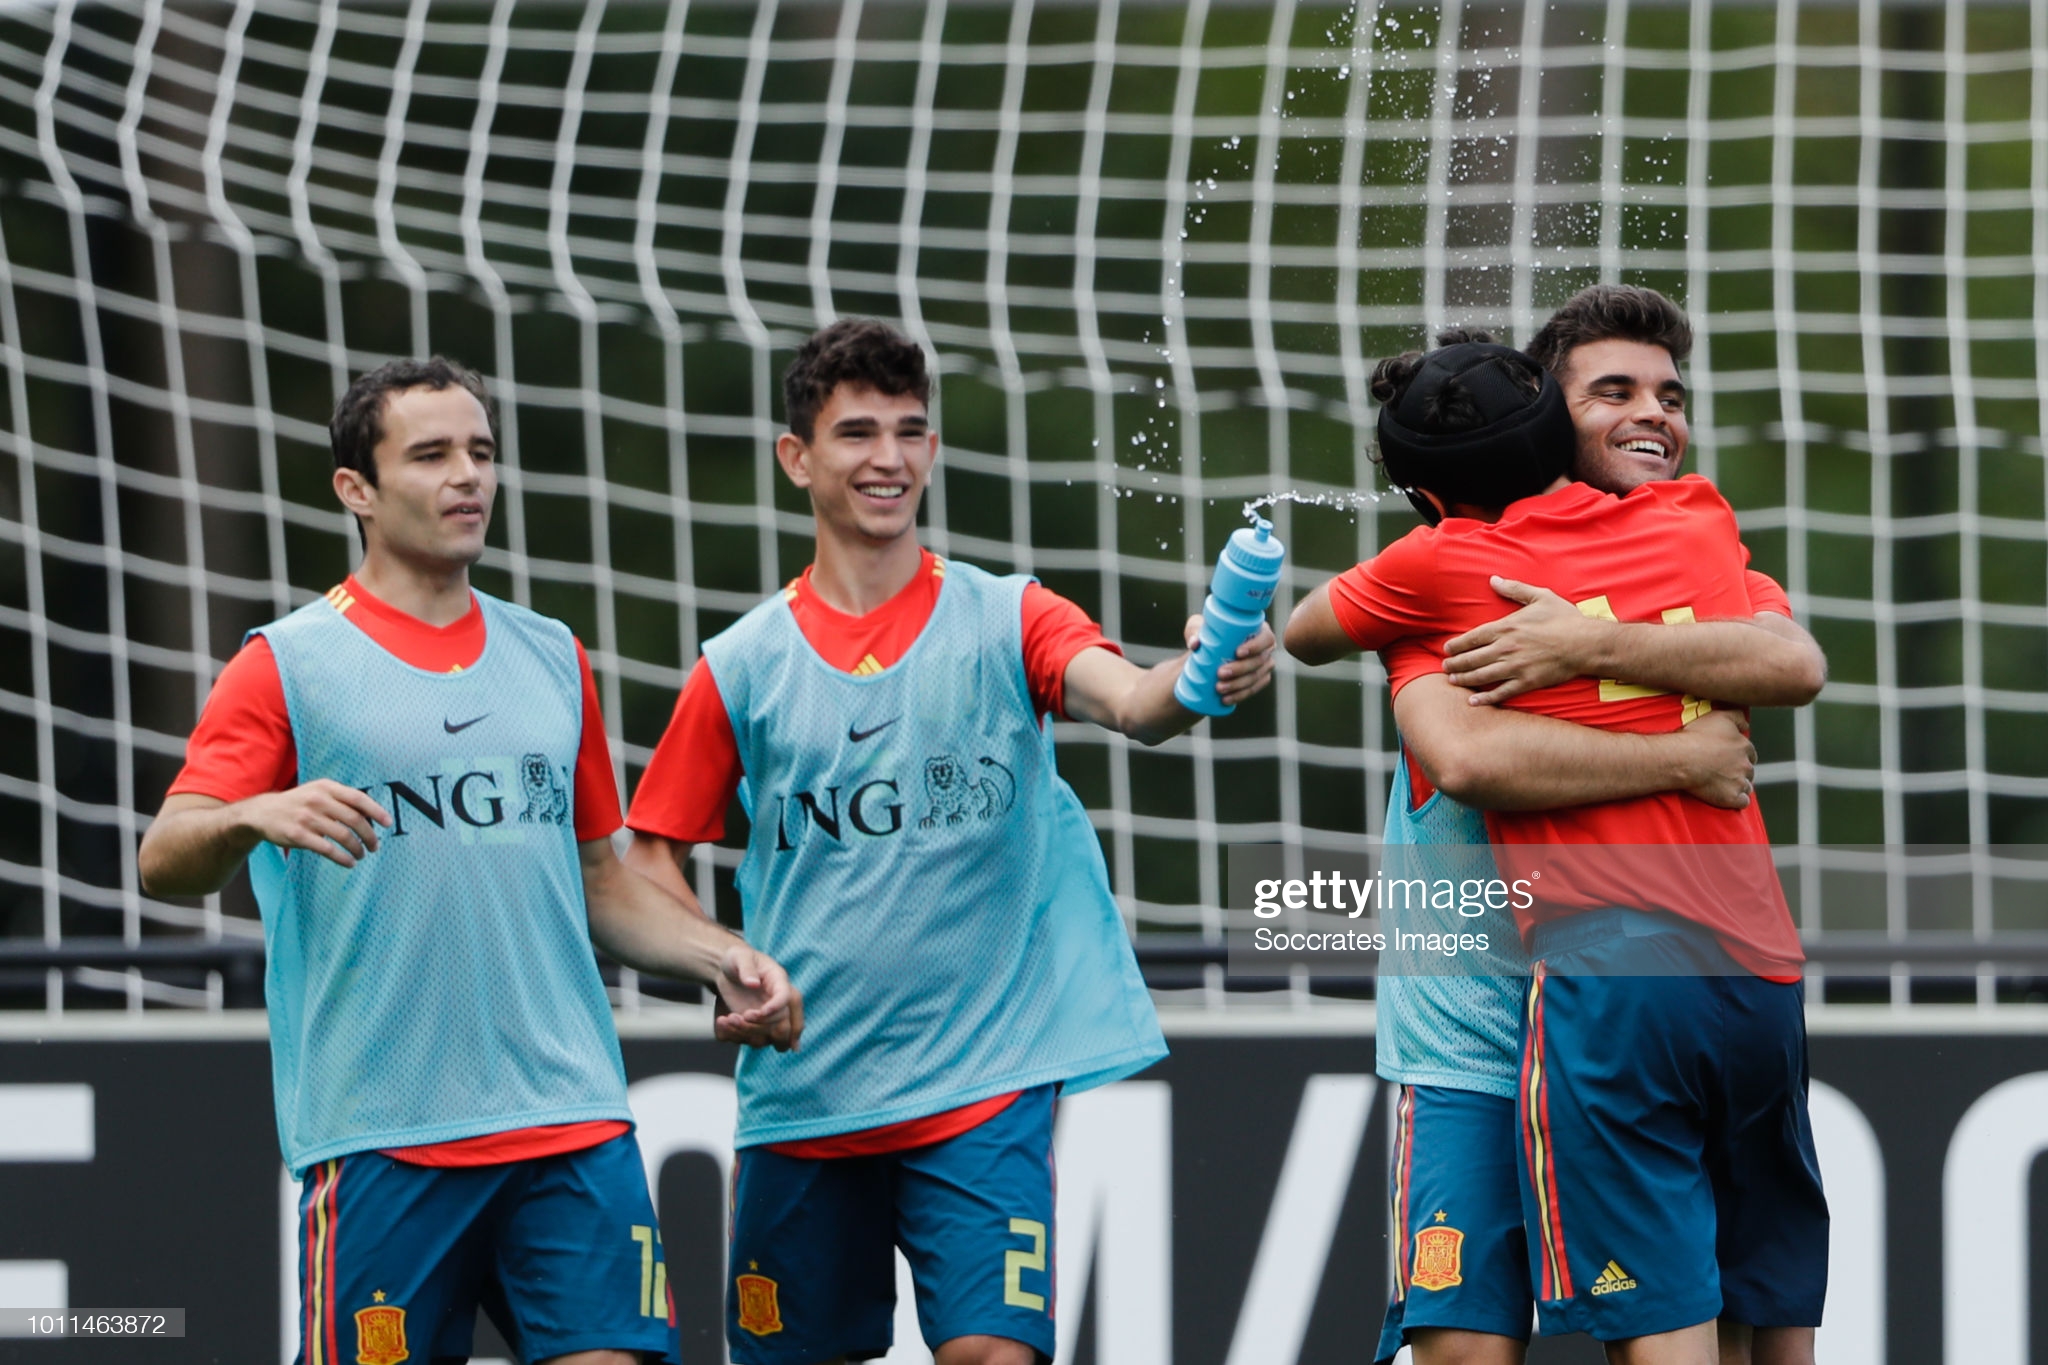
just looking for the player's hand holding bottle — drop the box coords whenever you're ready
[712,945,805,1052]
[1184,615,1279,710]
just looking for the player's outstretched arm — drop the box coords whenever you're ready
[582,840,803,1051]
[1442,576,1826,707]
[1395,673,1758,811]
[1061,618,1277,745]
[137,783,395,897]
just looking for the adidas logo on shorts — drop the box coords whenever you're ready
[1590,1260,1639,1296]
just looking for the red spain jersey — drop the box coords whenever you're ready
[1330,476,1802,978]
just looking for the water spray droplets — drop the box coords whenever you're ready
[1242,489,1385,522]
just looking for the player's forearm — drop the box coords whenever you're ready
[1062,648,1203,746]
[1588,617,1825,707]
[582,843,738,984]
[1066,627,1276,744]
[137,797,263,897]
[621,832,709,918]
[1118,655,1206,746]
[1395,678,1702,811]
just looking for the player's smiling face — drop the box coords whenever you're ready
[1559,338,1690,493]
[345,384,497,569]
[777,383,936,546]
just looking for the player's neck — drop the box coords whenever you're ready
[1450,475,1573,524]
[351,548,475,627]
[806,526,924,617]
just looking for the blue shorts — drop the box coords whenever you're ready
[296,1132,679,1365]
[727,1085,1057,1364]
[1519,912,1829,1341]
[1375,1085,1532,1364]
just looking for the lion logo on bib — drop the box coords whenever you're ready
[919,755,1016,829]
[517,753,569,825]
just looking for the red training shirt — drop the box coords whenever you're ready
[1394,569,1789,811]
[627,551,1116,1156]
[1331,477,1802,978]
[168,575,630,1165]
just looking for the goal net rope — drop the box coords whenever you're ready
[1,0,2043,1008]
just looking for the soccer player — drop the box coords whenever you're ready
[1288,317,1816,1365]
[137,357,801,1365]
[1288,326,1827,1365]
[1385,293,1826,1365]
[621,317,1276,1365]
[1325,335,1804,1365]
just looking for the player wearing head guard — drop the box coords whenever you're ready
[1290,295,1827,1365]
[140,357,801,1365]
[623,318,1276,1365]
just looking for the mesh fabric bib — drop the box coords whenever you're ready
[251,592,630,1174]
[1374,747,1531,1099]
[703,560,1166,1147]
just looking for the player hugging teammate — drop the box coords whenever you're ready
[1289,287,1830,1365]
[622,319,1276,1365]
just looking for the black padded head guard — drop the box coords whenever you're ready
[1375,342,1575,524]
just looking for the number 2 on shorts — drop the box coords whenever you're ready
[1004,1218,1048,1311]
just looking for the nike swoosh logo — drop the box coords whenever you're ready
[444,714,489,734]
[848,718,899,743]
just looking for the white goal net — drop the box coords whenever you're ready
[2,0,2045,1010]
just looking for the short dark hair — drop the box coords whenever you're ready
[1368,329,1540,444]
[1525,284,1692,377]
[782,318,931,441]
[330,356,497,485]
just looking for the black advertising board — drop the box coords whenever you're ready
[0,1023,2043,1364]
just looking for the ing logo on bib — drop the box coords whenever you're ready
[771,754,1016,850]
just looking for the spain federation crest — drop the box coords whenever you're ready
[353,1303,409,1365]
[1410,1225,1466,1292]
[735,1272,784,1336]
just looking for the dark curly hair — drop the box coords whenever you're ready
[1525,284,1692,377]
[329,355,497,485]
[1368,328,1542,463]
[782,318,931,441]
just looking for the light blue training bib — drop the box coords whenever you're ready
[1374,746,1531,1100]
[250,591,630,1174]
[702,560,1166,1147]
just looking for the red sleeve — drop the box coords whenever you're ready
[1325,530,1445,653]
[1379,639,1445,699]
[624,658,746,845]
[1020,583,1119,720]
[166,636,298,802]
[1745,569,1791,618]
[571,639,624,842]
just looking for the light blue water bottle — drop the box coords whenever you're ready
[1174,517,1286,716]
